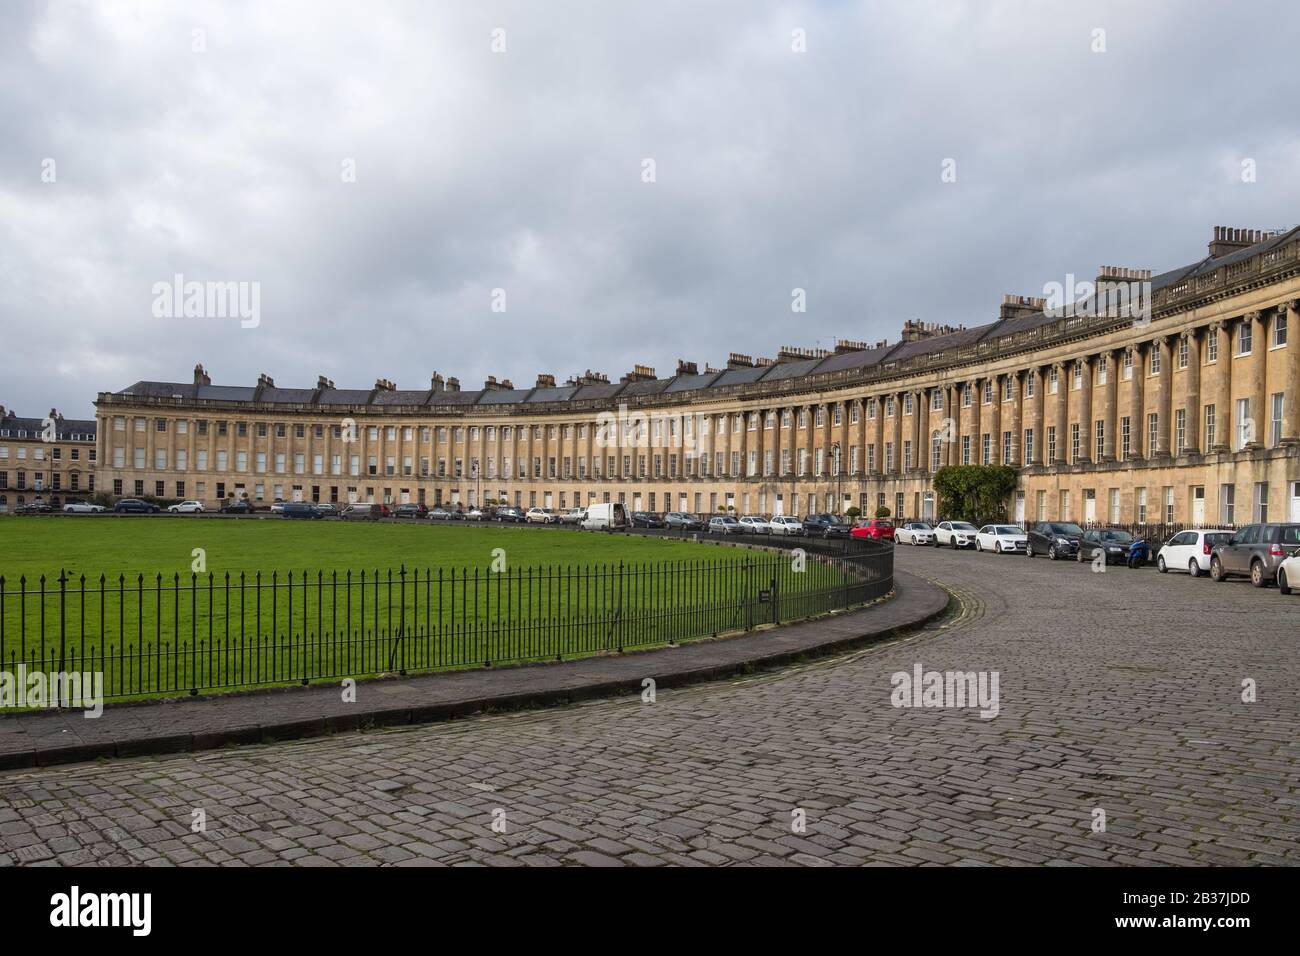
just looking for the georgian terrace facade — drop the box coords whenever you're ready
[0,407,97,511]
[94,226,1300,526]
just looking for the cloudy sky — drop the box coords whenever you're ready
[2,0,1298,419]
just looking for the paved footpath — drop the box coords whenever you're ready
[1,547,1297,866]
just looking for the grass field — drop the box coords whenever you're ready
[0,517,863,702]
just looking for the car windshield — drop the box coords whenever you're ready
[995,526,1022,535]
[951,522,977,531]
[1050,523,1085,535]
[1099,530,1134,542]
[1204,532,1232,546]
[911,523,932,530]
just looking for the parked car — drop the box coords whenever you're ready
[581,502,630,531]
[975,524,1027,553]
[340,503,388,520]
[62,500,106,514]
[526,507,558,524]
[852,519,895,541]
[114,498,159,514]
[282,502,321,519]
[428,507,453,520]
[802,514,852,538]
[1277,547,1300,595]
[664,512,704,531]
[393,503,428,519]
[218,498,255,514]
[559,508,586,525]
[1210,523,1300,586]
[1025,521,1086,560]
[631,511,666,529]
[313,503,339,517]
[895,521,935,546]
[465,508,486,521]
[708,515,741,535]
[1156,529,1234,577]
[768,515,805,537]
[167,500,205,514]
[492,507,526,523]
[269,500,287,514]
[17,501,54,514]
[934,520,978,549]
[738,515,771,535]
[1076,528,1135,565]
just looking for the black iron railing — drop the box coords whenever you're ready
[0,536,892,704]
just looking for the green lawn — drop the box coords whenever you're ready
[0,517,860,702]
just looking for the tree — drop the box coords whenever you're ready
[874,505,891,519]
[932,465,1017,524]
[845,506,862,519]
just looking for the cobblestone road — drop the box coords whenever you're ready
[3,547,1298,866]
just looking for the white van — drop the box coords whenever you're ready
[581,502,630,531]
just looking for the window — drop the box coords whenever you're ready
[1123,350,1133,380]
[1120,416,1131,460]
[1137,487,1147,523]
[1046,426,1056,463]
[982,380,992,405]
[1221,483,1235,524]
[1177,337,1188,369]
[1002,431,1011,465]
[1048,367,1058,394]
[1149,349,1160,375]
[1070,423,1080,463]
[1269,393,1284,447]
[1254,482,1269,523]
[1108,488,1120,524]
[931,390,944,411]
[1204,404,1216,450]
[1235,398,1251,450]
[960,435,970,465]
[1164,487,1174,524]
[962,386,971,408]
[1148,414,1158,454]
[1207,331,1218,362]
[1025,374,1035,399]
[1274,311,1288,348]
[1072,364,1081,391]
[1175,409,1186,454]
[1097,356,1108,385]
[1095,420,1104,461]
[1023,428,1034,463]
[1237,321,1252,355]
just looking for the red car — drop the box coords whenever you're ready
[851,519,895,541]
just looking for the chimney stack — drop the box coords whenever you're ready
[536,373,556,388]
[316,375,334,390]
[776,345,830,362]
[445,377,460,392]
[999,294,1047,323]
[726,353,754,369]
[193,363,211,387]
[675,359,698,376]
[834,339,869,354]
[430,372,444,392]
[1208,225,1275,259]
[620,364,656,383]
[256,372,275,389]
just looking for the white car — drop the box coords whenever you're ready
[559,508,586,525]
[525,507,557,524]
[738,516,771,535]
[975,524,1027,553]
[168,500,205,514]
[1156,528,1235,577]
[269,501,286,514]
[769,515,805,537]
[464,508,485,521]
[62,501,106,514]
[1278,548,1300,595]
[895,521,935,545]
[934,521,979,549]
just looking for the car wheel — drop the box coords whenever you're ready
[976,541,982,552]
[1250,560,1267,588]
[1280,568,1292,595]
[1025,542,1034,558]
[1188,559,1201,578]
[1048,545,1058,560]
[1210,557,1226,582]
[996,543,1003,554]
[1157,556,1168,573]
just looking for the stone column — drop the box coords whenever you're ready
[1246,310,1268,449]
[944,385,957,466]
[1128,344,1145,460]
[1030,368,1045,466]
[909,391,922,472]
[1209,321,1232,452]
[1054,363,1069,464]
[1284,301,1300,444]
[1182,330,1201,455]
[1008,372,1023,467]
[871,399,884,475]
[1101,349,1119,462]
[1157,336,1174,457]
[890,394,903,474]
[988,375,1002,465]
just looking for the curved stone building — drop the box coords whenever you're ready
[95,225,1300,524]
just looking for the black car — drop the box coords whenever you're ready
[1077,527,1135,564]
[802,513,852,538]
[281,502,321,519]
[664,512,704,531]
[492,507,526,523]
[393,503,428,519]
[218,499,255,514]
[1025,521,1086,560]
[631,511,665,529]
[114,498,159,514]
[16,501,54,514]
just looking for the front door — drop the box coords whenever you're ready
[1192,486,1205,525]
[1290,480,1300,522]
[1084,490,1096,525]
[1013,491,1024,523]
[924,492,936,521]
